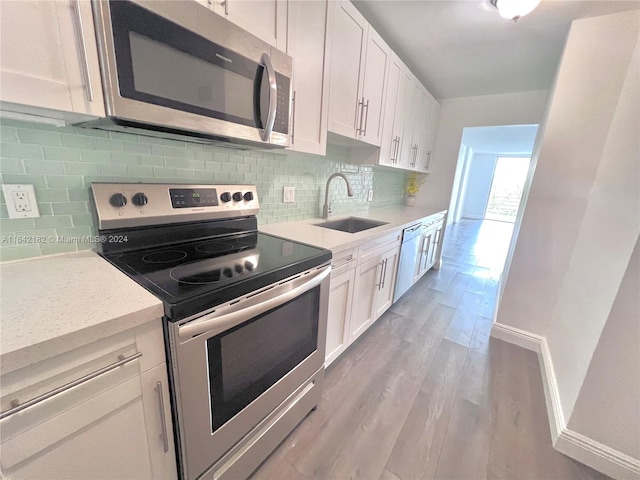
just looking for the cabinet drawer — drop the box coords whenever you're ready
[0,357,147,475]
[1,329,139,416]
[331,247,357,277]
[359,231,401,264]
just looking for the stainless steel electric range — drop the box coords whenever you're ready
[90,183,331,480]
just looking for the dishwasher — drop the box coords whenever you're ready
[393,222,423,303]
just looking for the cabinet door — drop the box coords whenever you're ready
[349,255,381,343]
[417,92,440,173]
[373,246,400,319]
[212,0,287,50]
[326,267,356,366]
[140,364,178,480]
[419,227,437,276]
[428,224,444,269]
[286,0,329,156]
[327,0,367,140]
[358,28,390,147]
[398,73,420,168]
[379,53,403,166]
[0,0,104,117]
[409,88,429,170]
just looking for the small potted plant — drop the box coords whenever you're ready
[405,172,425,206]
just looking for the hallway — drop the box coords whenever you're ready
[251,219,608,480]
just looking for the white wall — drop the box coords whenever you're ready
[414,89,548,218]
[460,153,496,219]
[495,9,640,475]
[568,238,640,459]
[545,16,639,420]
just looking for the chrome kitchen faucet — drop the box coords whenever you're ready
[322,173,354,219]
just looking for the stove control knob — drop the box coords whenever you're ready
[234,263,244,274]
[220,192,231,203]
[244,261,254,272]
[109,193,127,208]
[232,192,243,202]
[243,191,254,202]
[222,267,233,278]
[132,192,148,207]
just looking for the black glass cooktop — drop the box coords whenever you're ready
[104,232,331,320]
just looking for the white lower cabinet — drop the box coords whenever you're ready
[326,233,401,364]
[349,254,381,343]
[326,265,356,366]
[373,245,400,319]
[0,321,177,480]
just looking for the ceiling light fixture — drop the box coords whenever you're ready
[490,0,541,22]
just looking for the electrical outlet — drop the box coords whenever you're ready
[2,184,40,219]
[367,189,374,202]
[283,186,295,203]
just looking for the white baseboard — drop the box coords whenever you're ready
[556,429,640,479]
[491,323,640,479]
[490,322,543,351]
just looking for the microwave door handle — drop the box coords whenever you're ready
[178,265,330,339]
[260,53,278,142]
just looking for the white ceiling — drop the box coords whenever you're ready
[461,124,539,153]
[353,0,640,99]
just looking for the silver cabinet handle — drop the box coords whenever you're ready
[389,136,397,163]
[355,99,363,133]
[222,0,229,14]
[291,90,296,145]
[179,266,331,339]
[155,381,170,453]
[0,352,142,420]
[376,259,385,289]
[259,53,277,142]
[381,258,388,289]
[362,99,370,137]
[71,0,94,102]
[356,97,366,134]
[425,151,431,170]
[393,136,400,163]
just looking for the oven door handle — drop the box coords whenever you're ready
[178,265,331,339]
[259,52,278,142]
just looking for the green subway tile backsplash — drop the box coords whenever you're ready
[0,119,408,261]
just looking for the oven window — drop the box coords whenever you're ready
[206,287,319,432]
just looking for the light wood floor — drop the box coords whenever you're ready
[251,219,610,480]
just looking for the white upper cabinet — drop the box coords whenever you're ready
[398,74,420,168]
[209,0,287,51]
[327,0,368,140]
[417,92,441,173]
[286,0,330,156]
[378,53,403,166]
[327,0,389,146]
[358,28,390,146]
[0,0,104,119]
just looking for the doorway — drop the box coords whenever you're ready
[484,156,531,223]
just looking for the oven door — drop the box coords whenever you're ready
[168,265,330,480]
[93,0,291,146]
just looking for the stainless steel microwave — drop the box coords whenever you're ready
[82,0,292,148]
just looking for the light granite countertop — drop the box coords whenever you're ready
[0,250,163,374]
[260,205,447,253]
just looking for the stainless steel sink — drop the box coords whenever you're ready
[314,217,388,233]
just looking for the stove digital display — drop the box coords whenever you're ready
[170,188,219,208]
